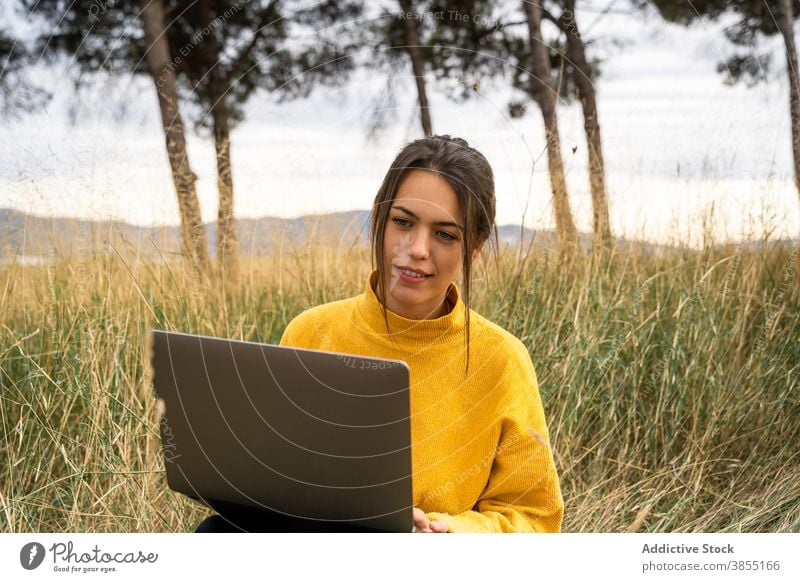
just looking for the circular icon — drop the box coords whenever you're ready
[20,542,46,570]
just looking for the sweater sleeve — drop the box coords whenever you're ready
[425,342,564,533]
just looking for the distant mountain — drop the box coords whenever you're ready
[1,207,795,264]
[0,208,374,262]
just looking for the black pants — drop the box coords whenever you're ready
[193,501,380,533]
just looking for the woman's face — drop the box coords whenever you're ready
[381,169,475,320]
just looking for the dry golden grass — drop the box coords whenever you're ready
[0,237,798,532]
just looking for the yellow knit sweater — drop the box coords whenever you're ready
[279,269,564,532]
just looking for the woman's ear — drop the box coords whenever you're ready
[471,240,485,263]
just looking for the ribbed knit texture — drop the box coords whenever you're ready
[279,269,564,532]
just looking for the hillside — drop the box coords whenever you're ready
[2,207,792,264]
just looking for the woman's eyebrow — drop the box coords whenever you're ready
[393,205,464,232]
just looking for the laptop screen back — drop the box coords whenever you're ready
[149,329,413,532]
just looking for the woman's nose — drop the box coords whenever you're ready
[409,231,430,259]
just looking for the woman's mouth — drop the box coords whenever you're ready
[394,265,432,282]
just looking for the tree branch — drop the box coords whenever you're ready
[229,0,279,78]
[540,7,568,35]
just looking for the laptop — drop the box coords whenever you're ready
[148,329,414,532]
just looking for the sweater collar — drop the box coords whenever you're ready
[356,269,466,344]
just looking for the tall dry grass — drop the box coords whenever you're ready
[0,238,798,532]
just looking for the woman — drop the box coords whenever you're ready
[195,134,564,533]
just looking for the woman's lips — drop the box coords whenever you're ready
[394,264,432,283]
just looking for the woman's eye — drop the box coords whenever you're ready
[391,217,457,241]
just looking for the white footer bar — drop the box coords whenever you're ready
[2,533,797,581]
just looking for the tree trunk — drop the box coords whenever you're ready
[778,0,800,206]
[138,0,209,277]
[399,0,433,137]
[213,116,238,279]
[562,0,613,251]
[523,0,578,260]
[200,0,239,280]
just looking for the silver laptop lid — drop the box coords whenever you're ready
[149,329,413,533]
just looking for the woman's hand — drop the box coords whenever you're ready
[413,507,448,533]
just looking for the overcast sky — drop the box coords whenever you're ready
[1,0,798,248]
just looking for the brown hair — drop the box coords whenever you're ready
[369,134,498,376]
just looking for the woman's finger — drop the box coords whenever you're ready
[412,507,431,532]
[412,507,428,526]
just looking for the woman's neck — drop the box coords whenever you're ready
[373,278,453,320]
